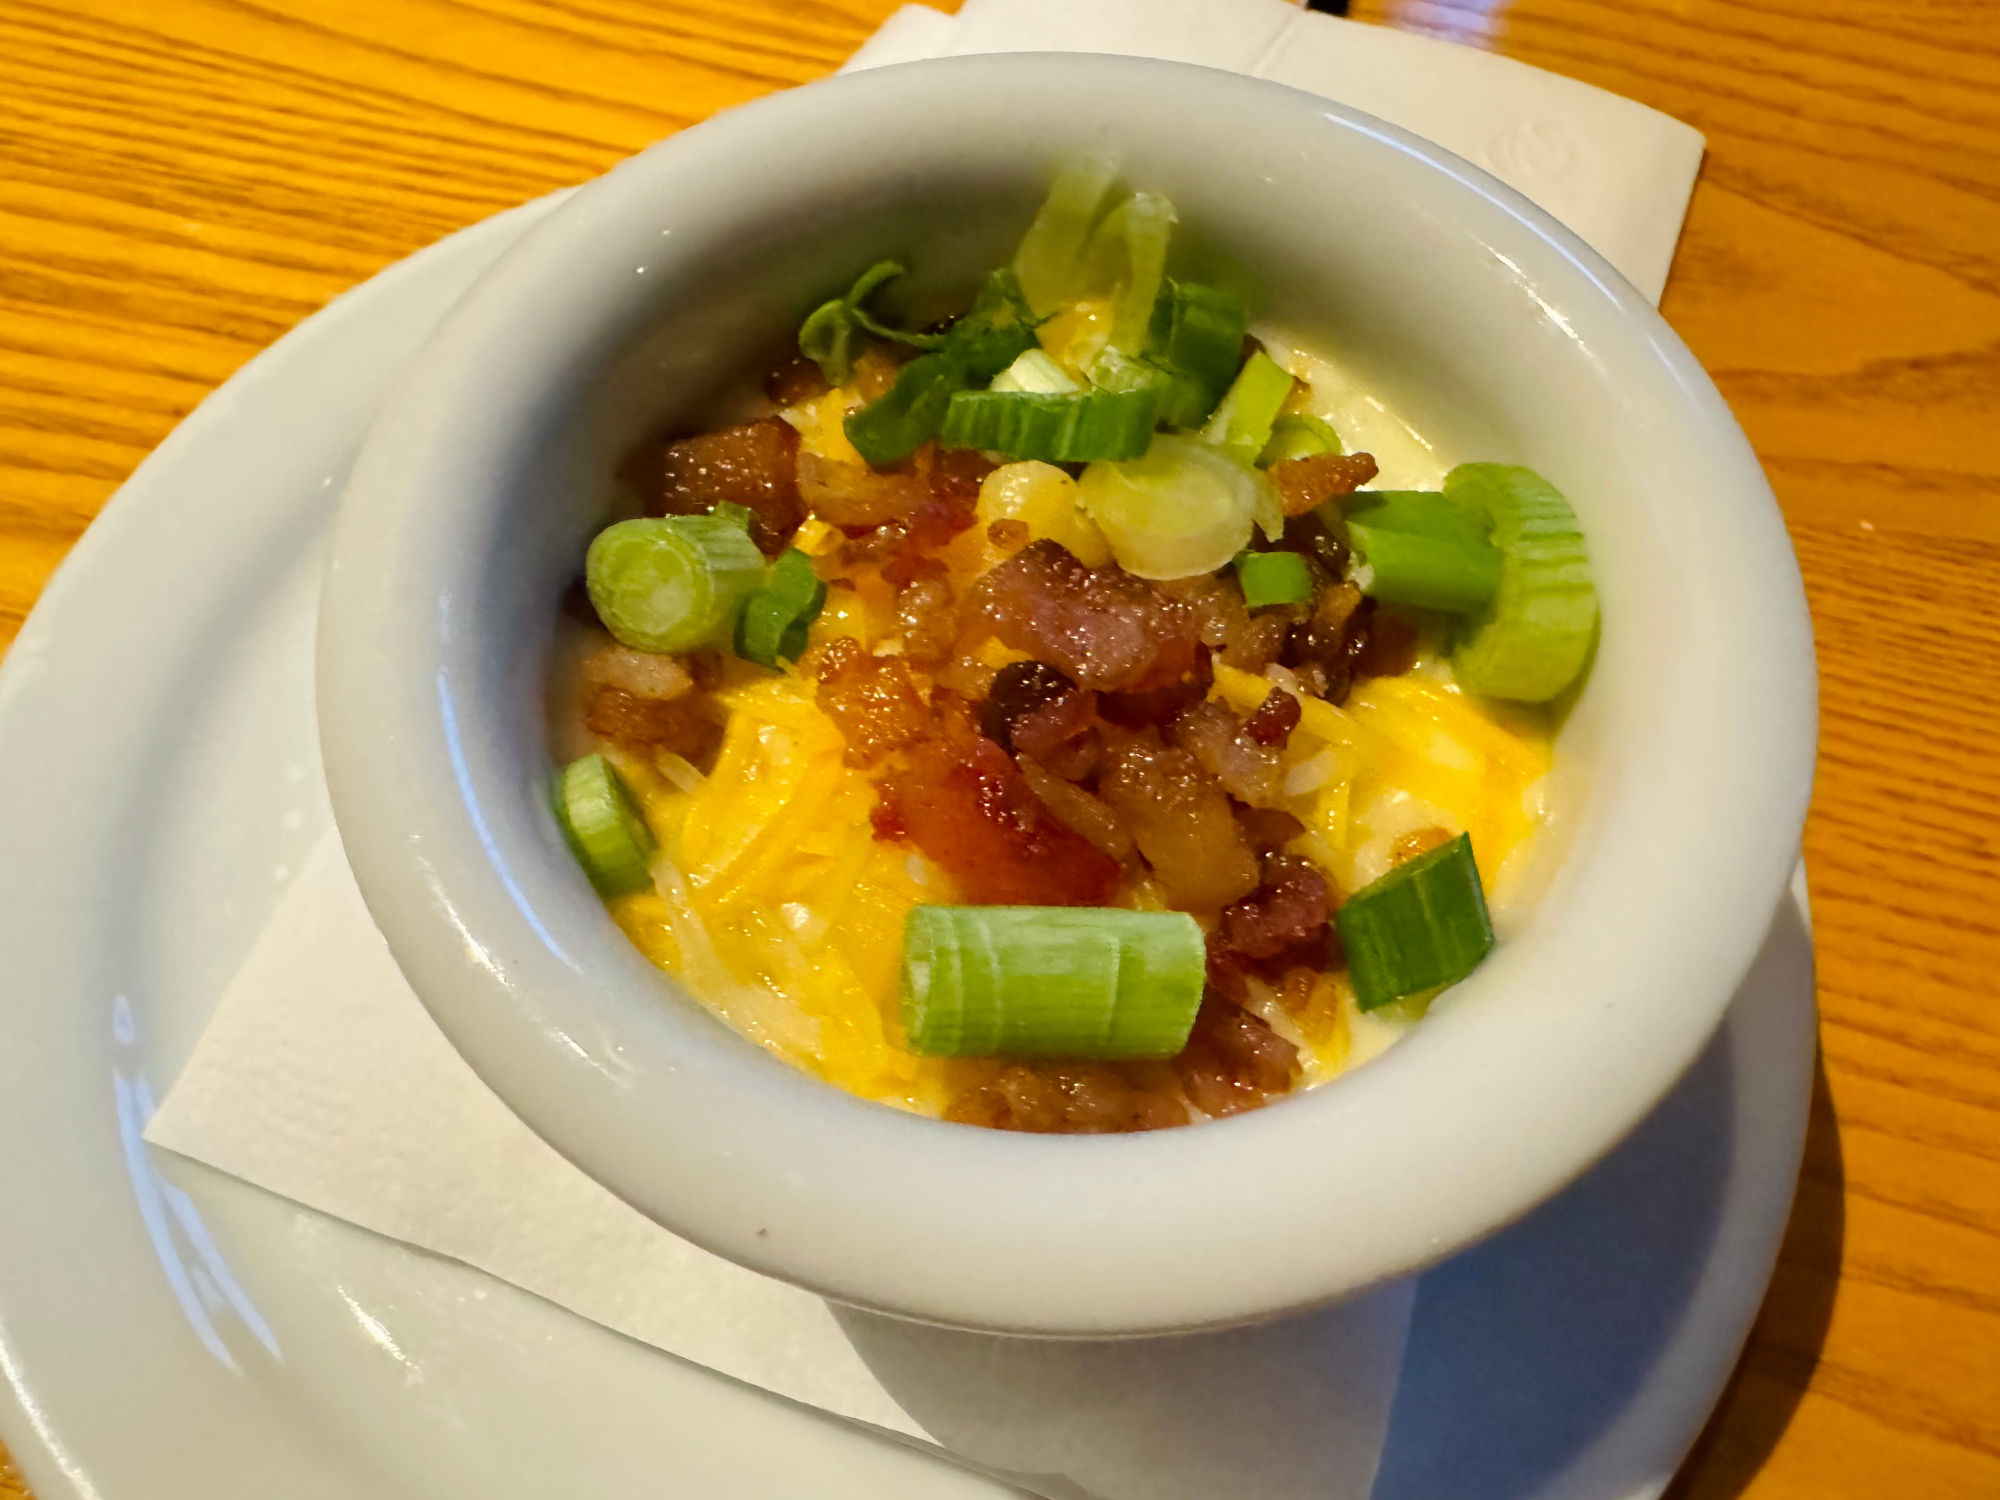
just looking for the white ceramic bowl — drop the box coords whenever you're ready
[319,54,1816,1336]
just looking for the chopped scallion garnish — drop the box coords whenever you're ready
[1012,156,1122,317]
[585,516,765,654]
[844,269,1040,467]
[736,547,827,668]
[1346,490,1502,614]
[1335,832,1494,1011]
[1202,350,1296,467]
[554,754,656,898]
[1444,464,1599,702]
[1259,414,1343,466]
[941,388,1157,464]
[1235,549,1314,608]
[1080,191,1177,355]
[1146,281,1246,428]
[1078,433,1273,579]
[797,260,945,386]
[901,905,1205,1059]
[991,348,1082,395]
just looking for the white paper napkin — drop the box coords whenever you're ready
[147,6,1706,1497]
[848,0,1703,303]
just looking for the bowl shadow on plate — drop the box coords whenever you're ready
[1663,1052,1845,1500]
[833,899,1822,1500]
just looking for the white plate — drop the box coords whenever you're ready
[0,197,1816,1500]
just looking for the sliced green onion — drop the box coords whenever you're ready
[1259,414,1343,466]
[1077,191,1177,354]
[798,260,946,385]
[1235,549,1314,608]
[991,348,1082,395]
[845,269,1040,467]
[1346,490,1502,613]
[1077,433,1273,579]
[1013,156,1122,317]
[1146,281,1246,428]
[797,298,860,387]
[554,753,656,898]
[941,389,1157,464]
[736,547,827,668]
[901,905,1204,1059]
[1444,464,1599,702]
[709,501,755,534]
[843,260,949,351]
[585,516,765,653]
[1202,350,1297,467]
[1335,832,1493,1011]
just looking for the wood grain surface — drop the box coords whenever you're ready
[1,0,1995,1496]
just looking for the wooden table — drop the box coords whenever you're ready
[1,1,1994,1495]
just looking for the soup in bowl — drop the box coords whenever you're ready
[319,54,1816,1334]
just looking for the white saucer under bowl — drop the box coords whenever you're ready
[0,195,1814,1500]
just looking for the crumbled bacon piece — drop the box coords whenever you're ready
[1098,736,1259,909]
[946,1063,1187,1133]
[798,449,929,530]
[1175,994,1299,1116]
[1218,855,1333,961]
[894,577,960,668]
[882,447,986,586]
[807,637,930,767]
[1017,755,1132,863]
[1243,686,1301,747]
[1267,451,1379,518]
[974,540,1201,692]
[581,643,692,703]
[874,736,1120,906]
[584,688,722,765]
[641,418,803,555]
[1169,698,1284,808]
[1284,582,1414,703]
[1161,574,1295,674]
[1098,647,1212,730]
[979,660,1077,753]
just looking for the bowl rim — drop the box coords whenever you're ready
[318,52,1817,1335]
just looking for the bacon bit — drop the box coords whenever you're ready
[946,1063,1187,1133]
[882,446,986,587]
[798,449,929,530]
[1218,855,1333,961]
[1161,574,1294,674]
[1175,993,1299,1116]
[979,660,1077,753]
[1267,451,1380,518]
[1243,687,1301,747]
[874,736,1120,906]
[1169,698,1284,808]
[987,518,1031,550]
[974,540,1202,692]
[581,643,693,703]
[765,352,829,406]
[584,687,722,765]
[807,637,931,768]
[1392,826,1455,865]
[641,418,805,555]
[894,577,960,668]
[1017,756,1132,862]
[1284,582,1413,704]
[1099,647,1213,730]
[1099,736,1260,909]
